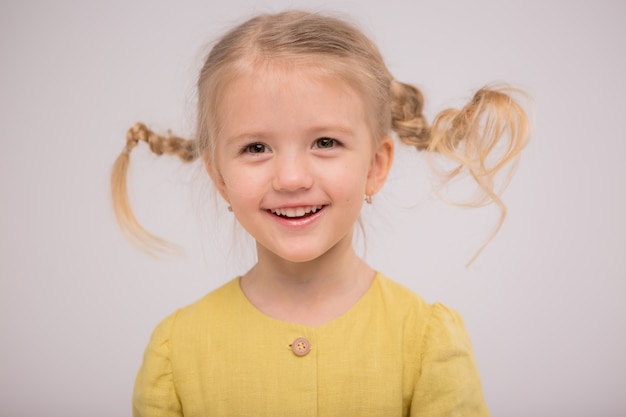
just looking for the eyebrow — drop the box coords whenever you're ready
[225,124,358,143]
[309,124,357,137]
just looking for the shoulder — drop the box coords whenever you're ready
[174,277,241,328]
[176,278,241,318]
[376,275,489,414]
[374,272,470,344]
[373,272,432,320]
[148,278,242,342]
[375,272,427,304]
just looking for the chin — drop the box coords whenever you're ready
[263,244,335,265]
[276,251,326,264]
[257,235,351,265]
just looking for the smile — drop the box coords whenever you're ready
[270,205,323,219]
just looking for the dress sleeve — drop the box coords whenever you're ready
[132,313,183,417]
[410,303,490,417]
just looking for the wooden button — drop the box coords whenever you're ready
[291,337,311,356]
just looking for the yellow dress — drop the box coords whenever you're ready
[133,273,489,416]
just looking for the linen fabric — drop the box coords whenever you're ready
[133,273,489,416]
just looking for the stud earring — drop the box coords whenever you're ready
[364,194,373,204]
[227,205,233,212]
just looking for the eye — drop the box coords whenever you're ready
[242,143,269,154]
[313,137,338,149]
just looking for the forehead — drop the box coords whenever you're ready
[216,63,369,139]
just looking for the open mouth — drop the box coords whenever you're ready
[269,205,324,219]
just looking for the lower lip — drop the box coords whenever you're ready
[267,206,326,228]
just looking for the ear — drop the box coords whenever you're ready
[366,135,394,195]
[202,150,230,204]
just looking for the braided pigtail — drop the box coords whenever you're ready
[391,83,530,264]
[390,80,431,150]
[110,123,198,255]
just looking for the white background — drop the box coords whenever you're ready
[1,0,625,416]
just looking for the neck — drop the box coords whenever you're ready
[240,238,375,326]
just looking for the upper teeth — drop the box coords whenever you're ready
[271,205,322,218]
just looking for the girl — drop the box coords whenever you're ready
[112,10,529,417]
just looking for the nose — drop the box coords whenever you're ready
[272,152,313,192]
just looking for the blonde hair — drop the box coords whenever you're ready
[111,10,530,259]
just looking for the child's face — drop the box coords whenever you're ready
[207,65,392,264]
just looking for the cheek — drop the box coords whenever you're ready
[329,164,370,200]
[220,167,266,201]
